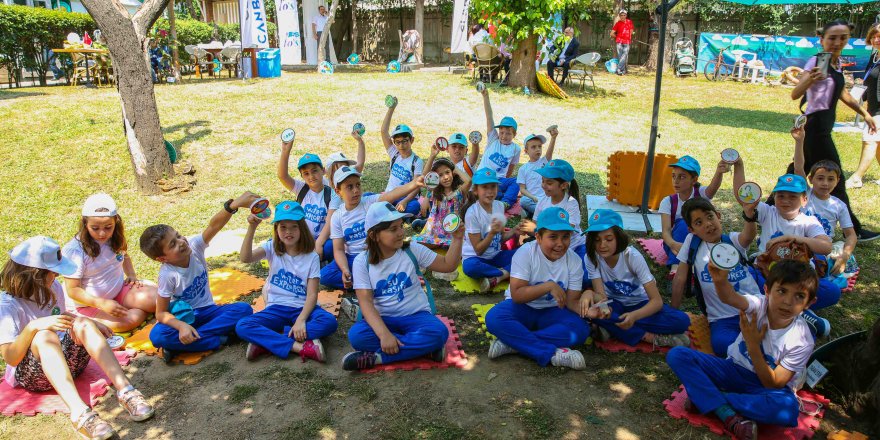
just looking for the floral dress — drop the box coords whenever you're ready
[413,189,465,247]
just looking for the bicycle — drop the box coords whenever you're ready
[703,46,735,82]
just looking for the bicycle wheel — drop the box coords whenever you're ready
[704,62,721,81]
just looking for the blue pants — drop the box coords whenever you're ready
[391,196,422,216]
[347,311,447,363]
[496,177,520,207]
[709,315,742,357]
[753,265,840,310]
[666,346,799,427]
[593,300,691,346]
[235,304,338,359]
[572,244,589,286]
[486,299,590,366]
[319,240,334,263]
[520,195,538,218]
[662,218,689,266]
[462,249,516,279]
[320,252,357,289]
[150,302,253,352]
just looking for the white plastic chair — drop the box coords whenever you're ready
[567,52,601,91]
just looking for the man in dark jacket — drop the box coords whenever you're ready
[547,27,580,83]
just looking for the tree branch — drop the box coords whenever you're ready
[133,0,172,37]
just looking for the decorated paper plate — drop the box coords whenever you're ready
[721,148,739,164]
[436,137,449,151]
[710,243,740,270]
[424,171,441,189]
[281,128,295,143]
[106,335,125,350]
[250,198,270,215]
[546,125,558,133]
[319,61,334,74]
[347,53,360,65]
[469,131,482,144]
[353,123,366,136]
[386,60,401,73]
[255,206,272,220]
[442,213,461,233]
[385,95,397,108]
[476,81,485,93]
[736,182,761,205]
[794,114,807,129]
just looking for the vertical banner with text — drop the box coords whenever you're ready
[450,0,470,53]
[241,0,270,49]
[276,0,303,64]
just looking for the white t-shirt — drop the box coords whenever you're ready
[292,180,342,238]
[62,238,125,308]
[676,232,762,322]
[584,246,654,306]
[352,242,437,317]
[805,190,853,237]
[262,241,321,309]
[330,194,382,255]
[534,195,585,249]
[0,281,66,387]
[505,242,583,309]
[756,202,827,253]
[157,235,214,309]
[462,200,506,260]
[469,29,489,47]
[727,295,814,390]
[478,129,521,177]
[516,157,548,200]
[658,186,711,221]
[384,146,424,193]
[312,13,329,32]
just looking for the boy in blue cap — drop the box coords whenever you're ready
[484,207,591,370]
[447,132,480,177]
[659,155,725,275]
[381,98,424,216]
[477,87,521,208]
[517,127,558,218]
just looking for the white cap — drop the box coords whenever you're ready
[365,201,411,231]
[619,9,627,14]
[9,236,76,276]
[82,193,117,217]
[332,165,362,187]
[324,152,357,169]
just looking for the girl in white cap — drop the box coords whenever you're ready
[0,236,154,440]
[63,193,157,332]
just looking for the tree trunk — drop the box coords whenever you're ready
[168,0,182,82]
[80,0,173,194]
[508,34,537,90]
[318,0,339,64]
[414,0,424,63]
[645,14,660,71]
[351,0,358,54]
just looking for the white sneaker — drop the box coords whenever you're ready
[550,348,586,370]
[652,333,692,348]
[488,339,517,359]
[433,270,459,281]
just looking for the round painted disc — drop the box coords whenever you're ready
[353,123,366,136]
[469,131,482,144]
[385,95,397,108]
[424,171,441,189]
[436,137,449,151]
[794,114,807,129]
[281,128,295,143]
[250,198,269,214]
[476,81,485,92]
[106,335,125,350]
[710,243,740,270]
[736,182,762,205]
[255,207,272,220]
[546,125,558,133]
[721,148,739,163]
[442,214,461,233]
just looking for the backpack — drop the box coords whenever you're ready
[391,152,420,183]
[755,239,827,279]
[684,234,750,315]
[297,184,332,209]
[669,183,702,224]
[356,245,437,320]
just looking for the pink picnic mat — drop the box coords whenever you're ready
[636,238,668,266]
[663,385,829,439]
[594,338,671,354]
[362,315,468,373]
[0,349,135,416]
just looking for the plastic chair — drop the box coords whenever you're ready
[567,52,601,91]
[472,43,501,83]
[192,47,212,79]
[70,52,98,86]
[219,46,241,78]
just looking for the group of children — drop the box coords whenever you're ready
[0,88,864,439]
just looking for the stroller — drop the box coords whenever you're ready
[673,40,696,77]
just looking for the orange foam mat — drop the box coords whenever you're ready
[687,313,714,355]
[251,290,344,317]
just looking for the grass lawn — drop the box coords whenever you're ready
[1,67,878,439]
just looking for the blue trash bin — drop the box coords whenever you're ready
[256,48,281,78]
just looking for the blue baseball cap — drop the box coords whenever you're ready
[535,159,575,182]
[773,174,808,194]
[494,116,518,131]
[472,167,501,185]
[669,155,701,175]
[449,132,468,146]
[297,153,323,169]
[535,207,579,233]
[272,201,305,223]
[584,209,624,233]
[523,134,547,145]
[365,201,412,231]
[391,124,414,137]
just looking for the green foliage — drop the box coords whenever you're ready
[689,1,879,36]
[469,0,597,43]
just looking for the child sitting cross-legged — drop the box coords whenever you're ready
[235,201,338,362]
[342,201,464,371]
[413,148,472,256]
[666,259,819,440]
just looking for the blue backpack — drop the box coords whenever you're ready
[684,234,749,315]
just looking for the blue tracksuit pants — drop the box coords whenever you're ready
[150,302,253,352]
[320,252,357,289]
[347,311,448,363]
[235,304,338,359]
[496,177,520,207]
[485,299,591,367]
[666,346,800,427]
[709,315,742,357]
[593,299,691,346]
[663,218,690,266]
[462,249,516,279]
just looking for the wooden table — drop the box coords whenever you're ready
[53,47,109,85]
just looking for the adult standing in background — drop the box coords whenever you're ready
[312,5,330,62]
[610,10,634,75]
[547,27,580,84]
[845,24,880,189]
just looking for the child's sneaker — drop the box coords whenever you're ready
[118,389,155,422]
[429,346,446,363]
[246,343,269,361]
[161,348,177,365]
[724,415,758,440]
[801,310,830,339]
[488,339,517,359]
[479,277,501,292]
[652,333,692,348]
[341,351,381,371]
[550,348,586,370]
[299,339,325,363]
[341,297,360,322]
[73,411,115,440]
[433,270,459,281]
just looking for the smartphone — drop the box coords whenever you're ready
[816,52,832,76]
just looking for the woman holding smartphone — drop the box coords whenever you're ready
[791,19,879,242]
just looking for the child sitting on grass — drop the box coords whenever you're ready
[448,132,479,177]
[139,192,258,363]
[516,127,557,217]
[666,259,818,440]
[413,151,472,252]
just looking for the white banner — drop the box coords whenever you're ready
[450,0,470,53]
[240,0,270,49]
[276,0,302,64]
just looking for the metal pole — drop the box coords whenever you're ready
[639,0,669,232]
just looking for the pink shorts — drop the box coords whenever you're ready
[74,283,132,318]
